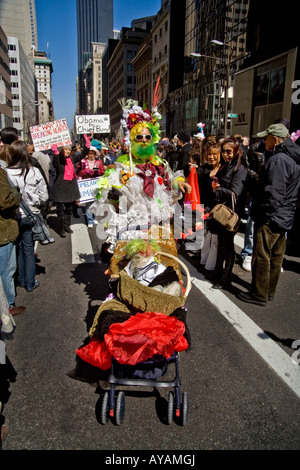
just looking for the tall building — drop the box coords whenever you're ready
[0,0,38,59]
[76,0,113,114]
[0,27,13,129]
[32,51,54,124]
[8,36,38,140]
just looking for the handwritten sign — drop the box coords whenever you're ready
[30,119,71,151]
[75,115,110,134]
[77,177,100,203]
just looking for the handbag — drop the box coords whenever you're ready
[5,170,54,244]
[210,192,240,232]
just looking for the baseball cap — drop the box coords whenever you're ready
[177,130,191,143]
[257,123,289,139]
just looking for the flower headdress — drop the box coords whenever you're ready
[120,99,162,147]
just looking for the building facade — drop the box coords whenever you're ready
[232,0,300,138]
[107,25,152,136]
[0,0,38,59]
[32,50,54,124]
[8,36,38,140]
[167,0,249,137]
[0,26,13,130]
[76,0,113,114]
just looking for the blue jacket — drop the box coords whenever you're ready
[251,138,300,231]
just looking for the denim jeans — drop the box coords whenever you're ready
[85,202,95,225]
[240,196,254,259]
[0,241,17,308]
[17,217,36,291]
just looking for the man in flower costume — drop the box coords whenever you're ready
[89,100,191,252]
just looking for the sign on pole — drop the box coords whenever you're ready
[77,177,100,204]
[75,115,110,134]
[30,119,71,151]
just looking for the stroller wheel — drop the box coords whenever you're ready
[167,392,174,425]
[180,391,188,426]
[100,392,110,425]
[115,391,125,426]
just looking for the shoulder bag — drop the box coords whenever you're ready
[210,192,240,232]
[5,170,54,244]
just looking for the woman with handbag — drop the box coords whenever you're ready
[198,143,222,272]
[209,138,247,289]
[6,140,48,292]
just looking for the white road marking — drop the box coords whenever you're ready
[190,272,300,399]
[234,233,244,249]
[71,208,95,264]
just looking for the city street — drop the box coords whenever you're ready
[1,208,300,452]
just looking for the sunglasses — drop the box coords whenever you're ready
[222,148,234,154]
[135,134,152,141]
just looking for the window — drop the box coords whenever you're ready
[127,64,133,71]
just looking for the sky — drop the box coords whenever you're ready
[35,0,162,131]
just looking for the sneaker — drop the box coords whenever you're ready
[40,237,55,245]
[242,256,252,272]
[26,280,40,292]
[94,219,98,225]
[88,224,93,228]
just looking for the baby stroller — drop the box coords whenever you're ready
[78,225,191,426]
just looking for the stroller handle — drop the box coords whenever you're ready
[156,251,191,299]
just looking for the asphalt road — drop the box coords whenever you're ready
[1,210,300,454]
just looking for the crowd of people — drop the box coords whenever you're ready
[145,118,300,306]
[0,113,299,324]
[0,110,300,445]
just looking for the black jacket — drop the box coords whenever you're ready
[177,142,192,177]
[250,138,300,231]
[52,151,83,203]
[213,156,248,216]
[197,163,216,211]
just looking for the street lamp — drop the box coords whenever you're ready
[190,53,225,133]
[211,40,233,136]
[190,52,220,60]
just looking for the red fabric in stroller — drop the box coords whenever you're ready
[76,311,188,370]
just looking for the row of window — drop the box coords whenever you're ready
[153,21,168,44]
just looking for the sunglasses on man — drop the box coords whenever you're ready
[135,134,152,141]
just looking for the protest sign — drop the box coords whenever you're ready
[77,177,100,204]
[30,119,71,151]
[75,115,110,134]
